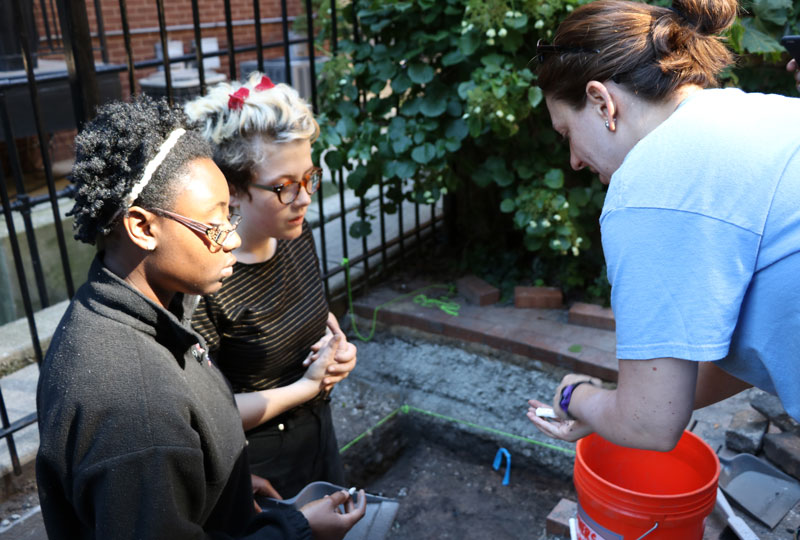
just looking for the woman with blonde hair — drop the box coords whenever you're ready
[527,0,800,450]
[185,73,357,498]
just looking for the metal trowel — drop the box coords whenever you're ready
[719,452,800,529]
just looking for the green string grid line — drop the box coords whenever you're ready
[341,257,458,343]
[338,404,575,457]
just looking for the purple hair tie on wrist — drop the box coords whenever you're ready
[559,381,594,420]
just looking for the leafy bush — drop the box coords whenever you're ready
[313,0,798,299]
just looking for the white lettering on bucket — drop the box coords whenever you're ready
[577,504,623,540]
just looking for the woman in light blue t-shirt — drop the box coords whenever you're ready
[527,0,800,451]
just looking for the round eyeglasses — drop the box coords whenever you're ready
[250,166,322,205]
[148,207,241,252]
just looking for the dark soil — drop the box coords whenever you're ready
[343,412,576,540]
[368,440,574,539]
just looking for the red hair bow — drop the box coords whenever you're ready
[255,76,276,91]
[228,87,250,110]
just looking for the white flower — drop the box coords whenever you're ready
[486,28,497,38]
[514,11,523,17]
[505,113,515,122]
[495,110,504,117]
[466,23,474,31]
[563,201,569,209]
[529,220,538,228]
[566,5,574,11]
[505,10,514,18]
[462,113,470,119]
[542,219,551,228]
[572,246,580,256]
[462,20,468,27]
[473,106,481,113]
[487,38,495,45]
[465,5,470,12]
[576,237,583,245]
[338,78,347,85]
[553,214,561,221]
[498,28,508,37]
[534,19,545,29]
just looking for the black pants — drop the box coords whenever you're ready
[245,399,344,499]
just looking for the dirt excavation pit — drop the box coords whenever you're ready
[341,411,576,539]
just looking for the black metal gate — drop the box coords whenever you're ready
[0,0,444,477]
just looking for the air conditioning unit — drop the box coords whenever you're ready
[239,58,327,101]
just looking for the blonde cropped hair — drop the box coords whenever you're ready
[184,71,320,197]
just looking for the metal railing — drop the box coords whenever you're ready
[0,0,445,476]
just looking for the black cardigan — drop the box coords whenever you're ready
[36,256,311,539]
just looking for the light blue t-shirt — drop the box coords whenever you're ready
[601,88,800,419]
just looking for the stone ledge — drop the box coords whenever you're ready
[514,286,563,309]
[0,300,69,372]
[568,302,615,332]
[546,498,576,537]
[455,275,499,306]
[353,286,618,382]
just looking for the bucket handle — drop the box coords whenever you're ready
[635,522,659,540]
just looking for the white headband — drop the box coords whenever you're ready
[121,128,186,208]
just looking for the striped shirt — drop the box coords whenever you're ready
[192,222,329,393]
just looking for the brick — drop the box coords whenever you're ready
[546,498,577,537]
[751,391,800,432]
[725,408,767,454]
[456,275,500,306]
[514,286,563,309]
[568,302,615,331]
[763,432,800,481]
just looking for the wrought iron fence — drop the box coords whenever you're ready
[0,0,445,476]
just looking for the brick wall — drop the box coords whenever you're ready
[5,0,314,180]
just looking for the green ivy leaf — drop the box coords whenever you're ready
[528,86,543,108]
[420,83,449,117]
[391,134,413,153]
[480,53,506,68]
[349,220,373,238]
[740,18,783,53]
[335,116,357,139]
[325,150,345,171]
[459,32,480,56]
[336,101,359,118]
[444,118,468,140]
[391,72,412,93]
[543,168,564,189]
[346,165,368,193]
[750,0,791,26]
[444,138,461,152]
[372,60,397,80]
[442,50,465,66]
[457,81,476,100]
[514,161,535,180]
[492,85,508,99]
[500,199,516,213]
[408,62,435,84]
[389,116,407,138]
[505,14,528,29]
[411,143,436,164]
[446,100,462,117]
[371,19,392,32]
[569,187,591,207]
[401,98,422,116]
[396,160,417,178]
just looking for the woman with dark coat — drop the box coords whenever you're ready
[36,96,364,539]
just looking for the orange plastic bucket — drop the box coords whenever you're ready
[574,431,719,539]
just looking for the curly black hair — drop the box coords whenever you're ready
[69,95,213,244]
